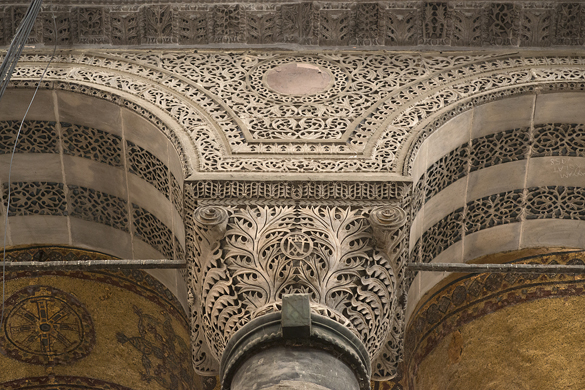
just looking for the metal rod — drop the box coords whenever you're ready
[0,259,186,271]
[407,262,585,274]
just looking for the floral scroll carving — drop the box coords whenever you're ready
[186,200,408,380]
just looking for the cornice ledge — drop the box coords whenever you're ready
[0,1,582,48]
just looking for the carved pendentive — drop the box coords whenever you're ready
[185,182,409,380]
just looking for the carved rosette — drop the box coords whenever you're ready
[186,201,408,380]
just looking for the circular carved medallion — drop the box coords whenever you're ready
[0,286,95,365]
[247,56,348,103]
[281,232,314,259]
[266,63,332,96]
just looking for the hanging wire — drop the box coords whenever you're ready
[0,0,43,102]
[0,5,56,333]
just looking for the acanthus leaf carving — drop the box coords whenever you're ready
[186,201,405,379]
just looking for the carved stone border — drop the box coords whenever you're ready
[0,2,582,48]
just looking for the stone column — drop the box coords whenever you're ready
[183,179,411,389]
[224,295,369,390]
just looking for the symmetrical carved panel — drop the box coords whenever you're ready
[143,5,174,44]
[11,51,585,174]
[184,181,409,380]
[385,5,419,46]
[74,7,109,44]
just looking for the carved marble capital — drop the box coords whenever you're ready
[184,180,411,380]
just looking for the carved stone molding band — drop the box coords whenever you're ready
[0,2,582,48]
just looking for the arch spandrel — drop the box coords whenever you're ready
[10,50,585,174]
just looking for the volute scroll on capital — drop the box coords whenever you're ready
[185,184,411,381]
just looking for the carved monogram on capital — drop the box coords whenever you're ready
[1,2,584,47]
[185,203,408,380]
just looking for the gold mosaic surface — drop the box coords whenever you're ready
[406,249,585,390]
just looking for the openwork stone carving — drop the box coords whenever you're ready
[184,181,409,380]
[68,185,129,232]
[3,182,67,217]
[0,120,58,154]
[132,204,176,259]
[10,51,585,174]
[413,123,585,264]
[62,123,123,167]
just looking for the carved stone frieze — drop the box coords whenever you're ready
[184,181,410,380]
[3,2,585,48]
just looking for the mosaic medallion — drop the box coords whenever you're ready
[0,286,95,365]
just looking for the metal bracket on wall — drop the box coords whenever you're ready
[407,262,585,274]
[0,259,185,271]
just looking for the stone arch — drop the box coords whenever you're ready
[402,88,585,390]
[0,86,186,271]
[404,89,585,321]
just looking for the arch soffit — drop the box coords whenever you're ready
[13,51,585,174]
[400,83,585,177]
[8,73,199,176]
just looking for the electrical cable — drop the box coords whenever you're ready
[0,13,56,333]
[0,0,43,101]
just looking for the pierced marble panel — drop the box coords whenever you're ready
[424,143,469,202]
[170,174,183,217]
[62,122,123,167]
[68,185,129,232]
[385,6,419,46]
[412,175,425,217]
[554,3,583,45]
[127,141,170,198]
[469,127,530,172]
[132,203,174,259]
[0,120,58,154]
[532,123,585,158]
[526,186,585,221]
[421,207,463,263]
[422,2,450,45]
[3,182,67,216]
[465,189,523,234]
